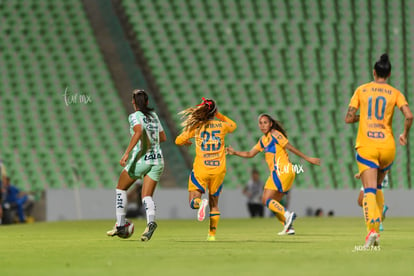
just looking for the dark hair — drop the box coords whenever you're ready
[179,98,217,131]
[259,114,288,138]
[374,53,391,78]
[132,89,154,118]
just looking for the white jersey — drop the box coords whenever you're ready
[128,111,164,166]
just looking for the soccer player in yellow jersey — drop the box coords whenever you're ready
[175,98,236,241]
[345,54,413,248]
[227,114,320,235]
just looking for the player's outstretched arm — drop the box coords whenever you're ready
[120,124,142,166]
[399,104,413,146]
[226,146,259,158]
[344,106,360,124]
[175,130,193,146]
[285,143,321,165]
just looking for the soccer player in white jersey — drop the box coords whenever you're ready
[107,89,166,241]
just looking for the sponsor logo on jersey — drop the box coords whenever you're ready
[144,153,162,160]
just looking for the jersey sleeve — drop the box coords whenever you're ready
[349,88,360,109]
[272,131,288,148]
[128,113,140,128]
[396,91,408,109]
[175,129,195,145]
[253,137,265,152]
[154,113,164,132]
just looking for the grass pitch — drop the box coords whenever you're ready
[1,217,414,276]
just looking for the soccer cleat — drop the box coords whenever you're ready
[207,235,216,241]
[197,199,209,221]
[278,226,296,236]
[106,225,127,238]
[364,229,379,249]
[141,221,158,242]
[374,234,380,247]
[379,223,384,232]
[282,211,297,234]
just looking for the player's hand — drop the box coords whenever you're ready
[354,173,361,179]
[226,146,235,155]
[399,134,408,146]
[307,157,321,166]
[183,140,193,146]
[120,153,129,167]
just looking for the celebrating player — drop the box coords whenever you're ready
[345,54,413,248]
[175,97,236,241]
[227,114,321,235]
[107,89,166,241]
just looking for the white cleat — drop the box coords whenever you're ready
[278,227,296,236]
[197,199,209,221]
[364,230,379,249]
[282,211,297,234]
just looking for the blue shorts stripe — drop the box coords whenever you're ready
[190,171,205,193]
[356,153,379,169]
[272,170,284,193]
[212,184,223,197]
[364,188,377,194]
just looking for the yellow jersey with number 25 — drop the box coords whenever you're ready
[175,113,237,174]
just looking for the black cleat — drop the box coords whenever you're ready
[141,222,158,242]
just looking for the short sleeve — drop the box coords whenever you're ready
[272,131,288,148]
[154,114,164,132]
[128,113,140,128]
[253,138,265,152]
[396,91,408,109]
[349,89,360,109]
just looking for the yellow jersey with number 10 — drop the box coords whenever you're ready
[349,82,408,149]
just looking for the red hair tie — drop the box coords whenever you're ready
[196,97,212,110]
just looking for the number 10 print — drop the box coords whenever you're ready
[367,96,386,120]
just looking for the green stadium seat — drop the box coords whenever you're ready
[111,0,414,189]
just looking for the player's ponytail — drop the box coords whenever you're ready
[179,97,217,131]
[374,53,391,78]
[132,89,154,118]
[259,114,288,138]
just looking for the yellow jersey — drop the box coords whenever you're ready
[175,113,236,174]
[349,82,408,149]
[254,130,291,172]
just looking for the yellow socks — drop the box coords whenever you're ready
[190,198,201,209]
[266,199,286,224]
[376,188,385,220]
[209,211,220,237]
[363,188,381,233]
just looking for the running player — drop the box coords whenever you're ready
[227,114,321,235]
[345,54,413,248]
[175,97,236,241]
[107,89,166,242]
